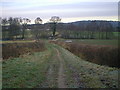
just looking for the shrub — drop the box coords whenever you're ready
[51,41,119,68]
[2,41,45,60]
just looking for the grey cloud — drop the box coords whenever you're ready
[2,2,118,21]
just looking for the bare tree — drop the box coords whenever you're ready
[35,17,42,24]
[2,18,8,26]
[32,17,43,40]
[49,16,61,38]
[21,18,31,39]
[2,18,8,39]
[3,17,22,39]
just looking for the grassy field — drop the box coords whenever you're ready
[2,41,119,88]
[113,32,120,38]
[60,39,119,47]
[1,39,119,47]
[2,43,53,88]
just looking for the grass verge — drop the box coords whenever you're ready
[2,43,52,88]
[55,44,118,88]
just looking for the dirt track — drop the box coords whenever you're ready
[2,43,118,88]
[55,48,67,88]
[40,47,67,88]
[40,44,118,88]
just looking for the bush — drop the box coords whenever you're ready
[52,41,119,68]
[2,41,45,60]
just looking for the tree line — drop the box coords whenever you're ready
[1,16,118,40]
[1,16,61,40]
[59,21,115,39]
[2,17,31,40]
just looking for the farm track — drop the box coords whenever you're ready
[2,42,119,88]
[36,43,119,88]
[42,43,118,88]
[40,47,67,88]
[55,48,67,88]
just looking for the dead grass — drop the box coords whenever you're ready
[2,41,45,60]
[50,41,119,68]
[57,45,118,88]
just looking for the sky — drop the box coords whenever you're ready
[0,0,119,23]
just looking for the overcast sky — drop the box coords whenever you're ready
[0,0,119,23]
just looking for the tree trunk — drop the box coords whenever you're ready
[53,23,56,38]
[22,29,25,39]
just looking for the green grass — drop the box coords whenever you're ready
[2,42,61,88]
[75,39,118,46]
[2,43,53,88]
[113,32,120,37]
[60,39,119,47]
[39,43,60,88]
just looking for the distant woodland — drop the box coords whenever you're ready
[1,17,119,40]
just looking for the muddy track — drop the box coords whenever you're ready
[54,48,67,88]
